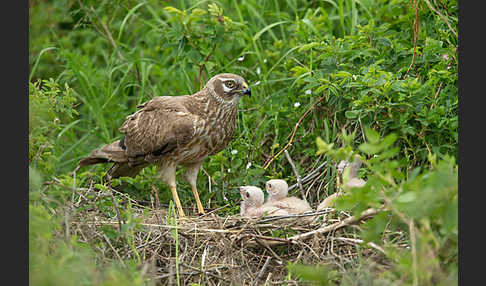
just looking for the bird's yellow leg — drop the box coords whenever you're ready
[190,184,205,215]
[170,186,185,218]
[183,161,205,215]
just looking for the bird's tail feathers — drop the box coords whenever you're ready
[77,140,128,168]
[106,162,148,179]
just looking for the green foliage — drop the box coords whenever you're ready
[309,128,458,285]
[29,203,151,286]
[30,0,457,284]
[29,78,78,174]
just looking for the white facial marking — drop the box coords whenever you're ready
[218,77,235,82]
[222,84,232,93]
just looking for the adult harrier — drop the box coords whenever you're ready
[77,73,251,217]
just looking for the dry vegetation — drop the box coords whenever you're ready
[68,172,392,285]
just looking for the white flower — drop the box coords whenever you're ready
[246,162,252,169]
[263,58,268,63]
[305,89,312,95]
[231,149,238,155]
[254,81,261,86]
[238,55,245,61]
[256,67,261,75]
[294,102,301,108]
[352,75,357,80]
[227,168,231,173]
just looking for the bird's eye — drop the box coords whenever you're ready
[245,191,250,198]
[267,183,272,189]
[224,80,236,89]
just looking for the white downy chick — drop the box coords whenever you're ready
[317,157,366,211]
[239,186,288,217]
[264,179,312,214]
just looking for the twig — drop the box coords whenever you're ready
[429,81,443,110]
[103,233,127,268]
[199,45,217,89]
[81,3,142,98]
[434,0,451,16]
[287,161,327,191]
[181,263,230,282]
[423,0,457,38]
[333,237,386,255]
[252,257,272,286]
[289,208,379,240]
[410,220,418,286]
[284,150,306,200]
[199,203,231,218]
[249,234,291,244]
[403,0,419,79]
[76,220,241,233]
[108,185,124,233]
[358,116,366,143]
[151,185,163,225]
[250,208,380,247]
[264,272,272,286]
[256,241,283,262]
[263,94,326,169]
[89,6,125,61]
[202,167,218,186]
[257,209,334,223]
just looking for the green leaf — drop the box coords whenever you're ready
[253,21,289,41]
[364,127,380,144]
[345,110,359,119]
[359,142,381,155]
[316,137,334,155]
[94,184,107,191]
[397,192,416,203]
[379,133,398,149]
[298,42,321,52]
[332,71,353,78]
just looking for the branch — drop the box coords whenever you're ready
[423,0,457,38]
[284,150,306,200]
[263,94,326,169]
[287,161,327,191]
[248,208,380,247]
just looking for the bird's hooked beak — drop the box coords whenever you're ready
[240,82,251,96]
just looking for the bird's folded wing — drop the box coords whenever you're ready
[272,200,294,210]
[119,97,199,158]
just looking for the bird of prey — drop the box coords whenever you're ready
[77,73,251,217]
[317,156,366,211]
[264,179,312,214]
[238,186,288,217]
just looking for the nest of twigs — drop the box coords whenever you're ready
[68,181,387,285]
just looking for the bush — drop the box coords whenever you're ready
[29,0,457,284]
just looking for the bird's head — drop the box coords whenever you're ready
[238,186,264,207]
[265,179,288,200]
[337,160,350,175]
[205,73,251,105]
[337,155,363,178]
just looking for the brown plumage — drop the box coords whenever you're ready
[238,186,289,218]
[317,156,366,211]
[77,73,251,217]
[264,179,313,214]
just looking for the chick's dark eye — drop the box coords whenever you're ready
[224,80,235,88]
[245,191,250,198]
